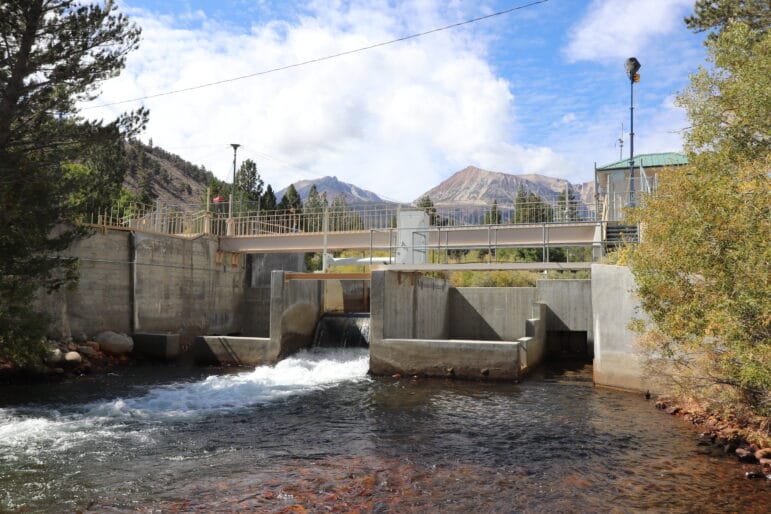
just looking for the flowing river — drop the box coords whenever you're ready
[0,348,767,512]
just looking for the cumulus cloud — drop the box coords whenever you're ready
[83,1,568,201]
[565,0,693,62]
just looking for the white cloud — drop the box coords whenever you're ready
[560,113,577,124]
[83,1,570,201]
[565,0,693,62]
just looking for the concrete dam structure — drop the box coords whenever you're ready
[39,227,652,392]
[191,269,593,382]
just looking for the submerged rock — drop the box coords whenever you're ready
[735,448,757,463]
[95,331,133,355]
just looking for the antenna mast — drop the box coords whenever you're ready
[617,122,624,160]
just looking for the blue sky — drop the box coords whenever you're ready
[88,0,706,201]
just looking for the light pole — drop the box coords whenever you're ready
[228,143,240,235]
[625,57,641,207]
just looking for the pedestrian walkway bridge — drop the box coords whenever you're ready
[81,199,612,257]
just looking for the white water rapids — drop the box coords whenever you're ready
[0,348,369,461]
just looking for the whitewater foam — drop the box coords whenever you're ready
[0,348,369,456]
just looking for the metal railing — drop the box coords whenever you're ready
[78,201,208,236]
[79,193,613,238]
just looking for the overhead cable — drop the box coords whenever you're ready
[82,0,549,110]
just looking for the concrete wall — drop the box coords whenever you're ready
[132,232,244,338]
[37,230,303,346]
[370,270,450,342]
[369,272,547,381]
[449,288,536,340]
[591,264,650,392]
[37,230,247,341]
[370,339,522,380]
[536,279,593,356]
[242,253,305,337]
[37,229,133,338]
[524,302,547,367]
[536,279,592,334]
[269,270,324,357]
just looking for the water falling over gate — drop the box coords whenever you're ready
[312,313,371,348]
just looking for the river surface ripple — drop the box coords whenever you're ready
[0,348,768,512]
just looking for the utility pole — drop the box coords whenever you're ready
[228,143,240,236]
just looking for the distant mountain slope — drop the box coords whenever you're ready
[277,176,387,204]
[122,141,219,206]
[418,166,595,206]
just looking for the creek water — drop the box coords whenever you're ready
[0,348,767,512]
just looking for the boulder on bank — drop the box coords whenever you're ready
[64,351,82,365]
[77,345,99,358]
[95,331,133,355]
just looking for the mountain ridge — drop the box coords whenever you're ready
[123,142,596,210]
[277,175,387,204]
[418,166,595,207]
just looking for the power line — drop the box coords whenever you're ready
[82,0,549,110]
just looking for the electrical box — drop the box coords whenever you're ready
[395,210,430,265]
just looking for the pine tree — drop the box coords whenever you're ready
[303,185,328,232]
[0,0,146,365]
[416,194,438,225]
[278,184,303,211]
[235,158,263,210]
[260,185,277,212]
[685,0,770,40]
[484,200,501,224]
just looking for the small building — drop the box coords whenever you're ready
[595,152,687,221]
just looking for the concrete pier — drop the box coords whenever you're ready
[369,270,547,380]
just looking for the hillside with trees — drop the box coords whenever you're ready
[121,140,223,206]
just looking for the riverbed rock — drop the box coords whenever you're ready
[64,351,82,365]
[755,448,771,461]
[95,331,133,355]
[735,448,758,463]
[73,331,88,343]
[83,341,100,351]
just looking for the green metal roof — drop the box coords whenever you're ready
[596,152,688,171]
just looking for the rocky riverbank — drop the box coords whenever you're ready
[654,398,771,481]
[0,331,136,383]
